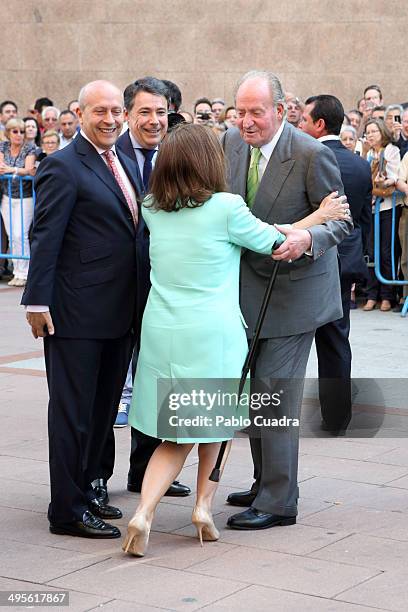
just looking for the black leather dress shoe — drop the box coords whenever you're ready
[320,422,347,437]
[127,480,191,497]
[49,511,121,538]
[92,478,109,504]
[227,507,296,530]
[226,490,257,507]
[89,499,122,520]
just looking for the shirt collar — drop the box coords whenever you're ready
[257,120,286,161]
[80,129,117,156]
[318,135,340,142]
[129,130,158,152]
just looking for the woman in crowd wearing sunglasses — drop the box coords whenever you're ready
[0,118,36,286]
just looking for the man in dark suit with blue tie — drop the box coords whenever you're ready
[22,80,145,538]
[300,94,372,433]
[94,77,190,500]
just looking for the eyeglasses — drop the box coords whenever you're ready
[10,129,25,134]
[43,140,58,146]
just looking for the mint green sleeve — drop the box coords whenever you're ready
[226,195,286,253]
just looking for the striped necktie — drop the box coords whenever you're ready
[103,149,138,226]
[246,147,262,208]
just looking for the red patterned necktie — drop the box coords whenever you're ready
[103,149,138,226]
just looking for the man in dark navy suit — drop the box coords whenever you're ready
[93,77,190,501]
[300,95,372,433]
[22,80,145,538]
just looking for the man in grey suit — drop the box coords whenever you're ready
[223,71,352,530]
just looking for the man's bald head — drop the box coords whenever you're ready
[77,80,124,150]
[78,80,123,110]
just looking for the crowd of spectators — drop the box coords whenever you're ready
[0,82,407,311]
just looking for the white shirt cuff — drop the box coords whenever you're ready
[25,305,50,312]
[304,231,313,257]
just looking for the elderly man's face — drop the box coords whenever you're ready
[43,110,59,130]
[127,91,168,149]
[1,103,17,123]
[78,83,124,150]
[235,77,284,148]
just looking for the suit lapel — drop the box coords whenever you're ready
[75,134,128,207]
[252,123,295,222]
[117,130,144,195]
[117,146,143,198]
[230,138,250,198]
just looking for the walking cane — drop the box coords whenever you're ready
[209,259,281,482]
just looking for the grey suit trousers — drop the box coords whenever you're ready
[249,331,314,516]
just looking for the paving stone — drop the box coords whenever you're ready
[298,454,408,485]
[369,447,408,467]
[48,558,244,611]
[309,532,408,571]
[175,518,351,556]
[0,477,49,513]
[0,538,110,583]
[384,474,408,489]
[0,576,112,612]
[301,477,408,512]
[187,547,379,598]
[0,438,48,461]
[204,584,383,611]
[131,531,237,570]
[300,504,408,541]
[0,455,49,486]
[299,437,398,461]
[336,569,408,611]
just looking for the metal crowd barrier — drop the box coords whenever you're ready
[374,191,408,317]
[0,174,36,261]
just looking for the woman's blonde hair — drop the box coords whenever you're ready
[5,117,25,136]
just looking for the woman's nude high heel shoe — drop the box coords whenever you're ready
[192,507,219,547]
[122,514,151,557]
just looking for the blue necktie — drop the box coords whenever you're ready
[140,148,156,193]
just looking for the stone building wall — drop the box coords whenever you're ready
[1,0,407,114]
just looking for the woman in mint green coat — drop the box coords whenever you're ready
[124,124,349,557]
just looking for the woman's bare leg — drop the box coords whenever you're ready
[191,441,232,544]
[123,441,195,555]
[196,441,232,509]
[135,441,194,521]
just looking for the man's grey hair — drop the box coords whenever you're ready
[234,71,286,108]
[340,125,357,138]
[385,104,404,117]
[78,80,124,110]
[41,106,60,120]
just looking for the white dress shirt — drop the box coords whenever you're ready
[252,120,313,255]
[256,120,286,178]
[26,130,137,313]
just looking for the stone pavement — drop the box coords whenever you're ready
[1,282,408,611]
